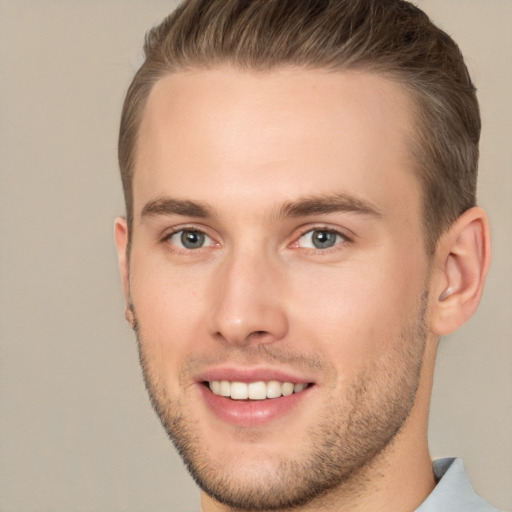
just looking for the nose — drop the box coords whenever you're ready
[207,248,289,347]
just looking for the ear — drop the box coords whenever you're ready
[430,207,491,336]
[114,217,134,326]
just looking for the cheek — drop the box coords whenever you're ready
[129,256,208,378]
[288,258,425,371]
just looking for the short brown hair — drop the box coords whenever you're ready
[119,0,480,254]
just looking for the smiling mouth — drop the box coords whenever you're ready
[206,380,311,400]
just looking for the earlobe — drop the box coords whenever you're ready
[114,217,131,304]
[430,207,491,336]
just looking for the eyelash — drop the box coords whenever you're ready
[161,225,352,253]
[294,227,351,252]
[162,226,217,252]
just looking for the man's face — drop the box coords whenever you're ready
[117,68,435,510]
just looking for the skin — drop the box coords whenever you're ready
[115,67,491,512]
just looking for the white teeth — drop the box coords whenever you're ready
[208,380,309,400]
[281,382,294,396]
[219,380,231,397]
[294,383,306,393]
[248,381,267,400]
[230,382,248,399]
[266,380,282,399]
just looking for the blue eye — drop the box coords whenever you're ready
[298,229,344,249]
[168,229,214,250]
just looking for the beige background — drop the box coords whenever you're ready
[0,1,510,511]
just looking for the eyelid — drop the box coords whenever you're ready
[290,224,354,250]
[161,224,220,250]
[159,222,353,252]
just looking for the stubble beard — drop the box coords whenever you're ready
[129,294,428,511]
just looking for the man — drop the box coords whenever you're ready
[114,1,496,510]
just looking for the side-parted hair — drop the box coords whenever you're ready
[119,0,480,255]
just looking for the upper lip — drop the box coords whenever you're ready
[196,366,315,384]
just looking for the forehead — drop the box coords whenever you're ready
[134,67,420,223]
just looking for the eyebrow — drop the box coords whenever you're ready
[276,193,382,219]
[140,192,382,222]
[141,197,213,219]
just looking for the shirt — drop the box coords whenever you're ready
[416,458,500,512]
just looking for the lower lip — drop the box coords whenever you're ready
[198,384,313,427]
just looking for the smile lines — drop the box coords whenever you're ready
[208,380,309,400]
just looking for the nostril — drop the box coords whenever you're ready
[246,330,271,343]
